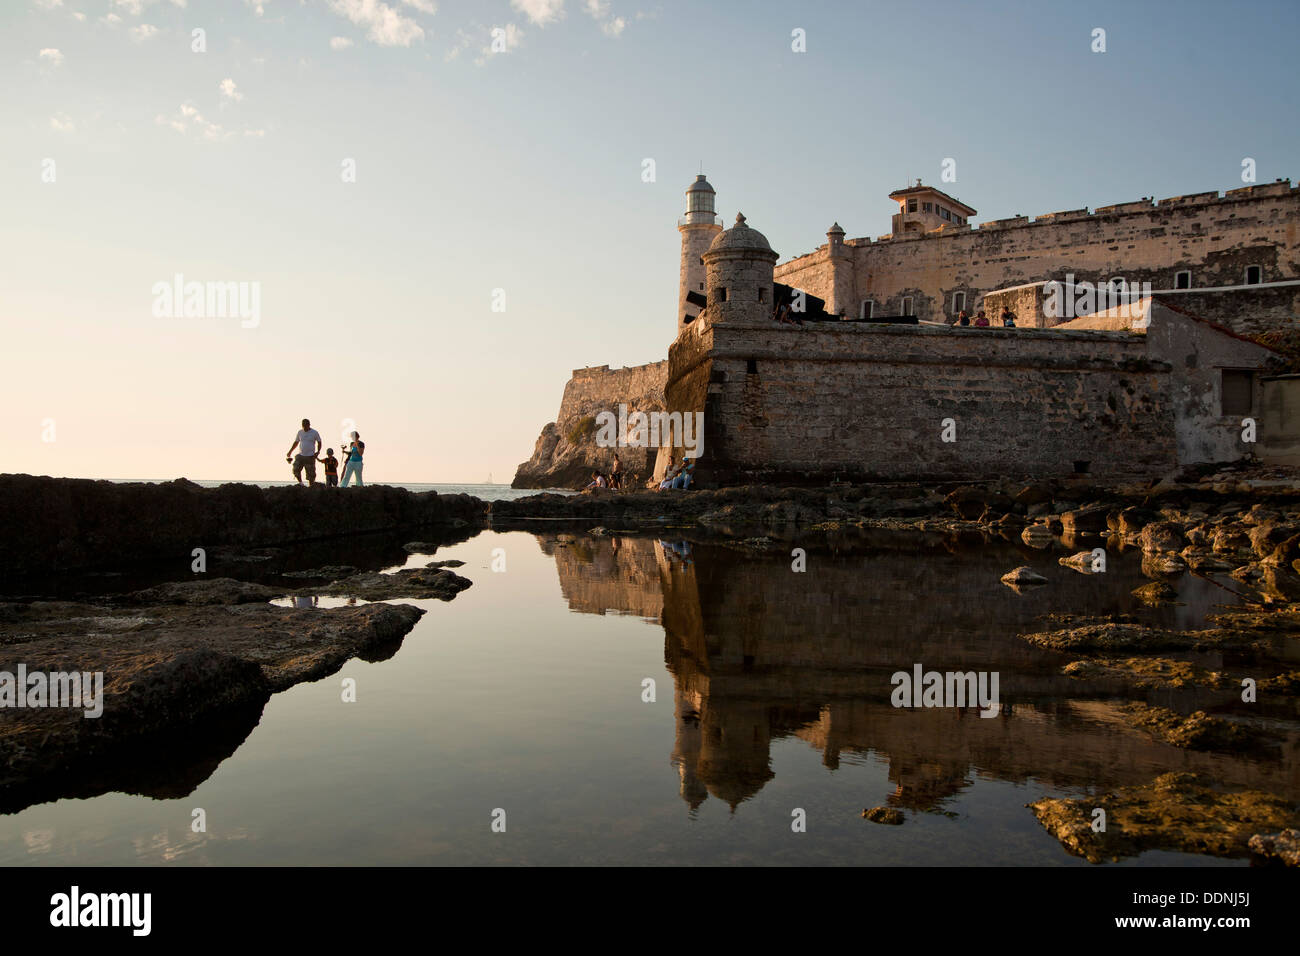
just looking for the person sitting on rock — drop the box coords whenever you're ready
[672,457,696,490]
[955,309,970,327]
[585,471,607,491]
[658,456,680,491]
[973,310,990,327]
[609,457,623,491]
[1001,307,1017,328]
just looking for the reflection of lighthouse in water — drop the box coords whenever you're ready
[670,683,707,812]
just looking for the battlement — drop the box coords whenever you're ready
[825,179,1297,249]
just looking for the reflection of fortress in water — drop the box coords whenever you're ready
[539,533,1300,814]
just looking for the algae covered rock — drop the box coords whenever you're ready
[1029,772,1299,864]
[1249,829,1300,866]
[862,806,904,825]
[1131,581,1180,606]
[1001,566,1047,587]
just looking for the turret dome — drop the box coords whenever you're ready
[706,212,775,255]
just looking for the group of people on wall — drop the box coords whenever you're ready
[952,306,1017,328]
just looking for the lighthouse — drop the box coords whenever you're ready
[676,174,723,336]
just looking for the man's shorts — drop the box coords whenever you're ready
[293,454,317,482]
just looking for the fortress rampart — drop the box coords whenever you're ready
[775,181,1300,324]
[666,319,1176,484]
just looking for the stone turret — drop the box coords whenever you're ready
[825,222,851,317]
[677,175,723,335]
[700,212,779,327]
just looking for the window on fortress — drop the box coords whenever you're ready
[901,296,914,316]
[952,292,966,313]
[717,287,727,303]
[758,287,767,304]
[923,202,933,213]
[907,199,918,213]
[1175,270,1192,290]
[862,300,874,319]
[1221,370,1255,416]
[940,208,951,221]
[1245,265,1262,285]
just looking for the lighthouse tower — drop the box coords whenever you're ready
[677,174,723,335]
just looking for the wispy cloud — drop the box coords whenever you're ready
[112,0,186,14]
[157,102,237,141]
[329,36,354,50]
[38,48,64,67]
[50,113,75,133]
[401,0,436,13]
[129,23,160,41]
[583,0,625,37]
[328,0,425,47]
[511,0,563,27]
[445,26,473,61]
[219,78,243,101]
[33,0,64,10]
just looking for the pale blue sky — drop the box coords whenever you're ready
[3,0,1297,481]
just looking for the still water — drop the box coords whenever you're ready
[0,528,1280,865]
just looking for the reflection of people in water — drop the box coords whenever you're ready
[658,540,693,568]
[293,594,319,609]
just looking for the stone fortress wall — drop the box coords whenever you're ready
[512,361,669,488]
[667,318,1177,484]
[983,279,1300,336]
[775,181,1300,325]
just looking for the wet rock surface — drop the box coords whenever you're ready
[1249,828,1300,866]
[1029,772,1299,864]
[0,600,426,810]
[121,578,282,605]
[307,568,473,601]
[863,806,905,825]
[1001,566,1048,587]
[1120,703,1259,750]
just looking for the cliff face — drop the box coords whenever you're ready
[512,361,669,489]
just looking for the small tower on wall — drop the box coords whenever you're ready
[701,212,779,326]
[677,175,723,335]
[825,222,851,317]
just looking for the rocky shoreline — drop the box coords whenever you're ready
[3,469,1298,861]
[0,476,485,814]
[0,474,486,577]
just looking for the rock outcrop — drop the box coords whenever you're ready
[1029,772,1299,863]
[0,599,426,810]
[0,475,487,576]
[512,361,668,489]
